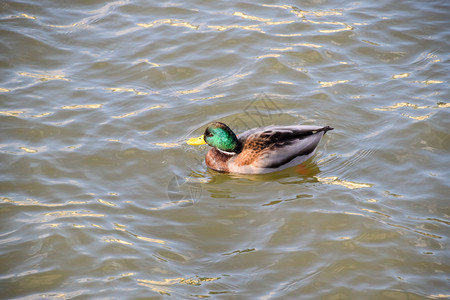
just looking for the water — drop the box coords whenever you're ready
[1,0,449,299]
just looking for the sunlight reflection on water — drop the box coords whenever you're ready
[0,0,449,298]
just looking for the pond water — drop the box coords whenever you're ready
[1,0,449,299]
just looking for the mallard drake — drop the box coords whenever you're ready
[187,122,333,174]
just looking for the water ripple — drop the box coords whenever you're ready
[1,0,449,298]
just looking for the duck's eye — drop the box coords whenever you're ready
[206,132,213,137]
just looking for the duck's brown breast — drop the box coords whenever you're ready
[205,148,233,172]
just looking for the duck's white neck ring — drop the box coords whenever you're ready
[217,149,237,155]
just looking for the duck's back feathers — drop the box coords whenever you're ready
[227,125,332,174]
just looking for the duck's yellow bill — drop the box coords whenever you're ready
[186,135,206,145]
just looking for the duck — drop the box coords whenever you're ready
[186,122,333,174]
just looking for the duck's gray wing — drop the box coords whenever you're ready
[241,125,333,169]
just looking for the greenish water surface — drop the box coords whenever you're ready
[0,0,449,299]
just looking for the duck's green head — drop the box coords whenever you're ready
[187,122,239,152]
